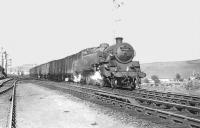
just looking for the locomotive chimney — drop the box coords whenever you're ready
[115,37,123,44]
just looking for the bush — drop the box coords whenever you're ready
[175,73,183,81]
[151,75,160,84]
[185,80,200,90]
[143,78,149,83]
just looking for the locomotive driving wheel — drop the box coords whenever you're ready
[110,78,116,89]
[130,82,136,90]
[101,76,108,87]
[130,78,136,90]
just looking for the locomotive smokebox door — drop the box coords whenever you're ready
[114,43,135,64]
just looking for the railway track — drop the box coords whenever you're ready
[63,81,200,110]
[73,82,200,110]
[0,78,12,88]
[134,89,200,107]
[7,80,17,128]
[0,78,17,128]
[0,79,15,94]
[31,80,200,128]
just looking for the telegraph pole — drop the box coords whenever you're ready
[1,53,3,68]
[4,51,8,74]
[1,47,4,67]
[0,47,11,74]
[8,59,12,74]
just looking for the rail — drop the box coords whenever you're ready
[7,80,17,128]
[29,80,200,127]
[56,82,200,128]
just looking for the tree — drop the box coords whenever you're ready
[175,73,181,81]
[151,75,160,84]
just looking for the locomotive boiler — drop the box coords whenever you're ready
[30,37,146,90]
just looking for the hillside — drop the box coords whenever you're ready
[141,59,200,79]
[7,59,200,78]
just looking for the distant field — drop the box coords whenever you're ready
[141,59,200,79]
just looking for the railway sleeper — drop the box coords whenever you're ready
[152,112,176,126]
[96,96,127,109]
[92,95,149,117]
[125,104,134,110]
[100,97,200,128]
[188,118,200,128]
[182,96,192,100]
[134,106,145,114]
[189,102,200,107]
[146,99,200,115]
[39,82,200,128]
[192,98,200,102]
[140,89,200,103]
[138,92,200,109]
[69,82,200,111]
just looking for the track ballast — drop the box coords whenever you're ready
[29,80,200,128]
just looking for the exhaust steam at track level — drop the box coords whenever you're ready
[90,71,103,85]
[74,74,81,83]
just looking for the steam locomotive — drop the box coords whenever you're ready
[30,37,146,90]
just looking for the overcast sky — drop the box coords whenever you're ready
[0,0,200,67]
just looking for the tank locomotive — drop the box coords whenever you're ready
[30,37,146,90]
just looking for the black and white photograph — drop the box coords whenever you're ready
[0,0,200,128]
